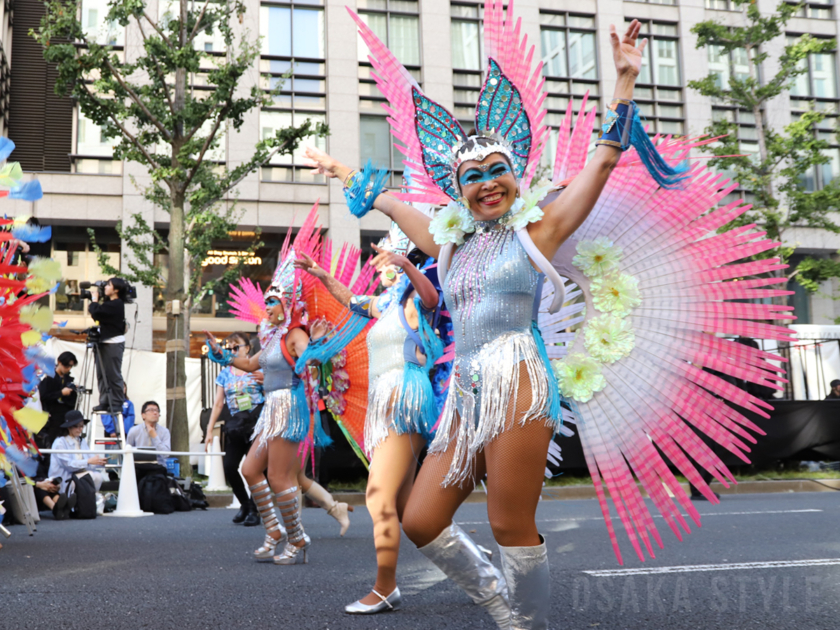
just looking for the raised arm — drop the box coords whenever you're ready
[528,21,645,259]
[294,253,354,307]
[303,146,440,259]
[203,331,262,372]
[370,244,438,310]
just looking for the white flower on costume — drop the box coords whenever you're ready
[552,354,606,403]
[429,201,475,245]
[572,237,623,278]
[584,314,635,363]
[506,179,553,231]
[591,272,641,317]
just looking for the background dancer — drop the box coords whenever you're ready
[296,225,450,615]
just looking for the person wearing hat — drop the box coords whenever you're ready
[825,380,840,400]
[47,410,107,494]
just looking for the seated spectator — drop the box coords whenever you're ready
[101,384,136,438]
[126,401,171,466]
[825,379,840,400]
[48,410,107,495]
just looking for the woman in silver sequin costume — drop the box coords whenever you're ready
[205,275,334,566]
[296,241,444,614]
[304,19,649,629]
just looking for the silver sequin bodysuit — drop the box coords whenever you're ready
[250,330,313,448]
[430,221,560,484]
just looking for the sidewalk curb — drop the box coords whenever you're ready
[203,479,840,508]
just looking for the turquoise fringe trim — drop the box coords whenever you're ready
[281,380,333,448]
[295,313,369,374]
[531,321,564,432]
[394,362,438,442]
[628,106,689,190]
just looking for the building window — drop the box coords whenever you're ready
[540,13,600,167]
[629,0,676,5]
[260,1,327,183]
[705,0,736,9]
[629,19,684,135]
[81,0,124,46]
[790,0,833,19]
[357,0,420,185]
[451,2,483,126]
[74,111,122,175]
[789,37,839,191]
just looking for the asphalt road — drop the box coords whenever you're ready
[2,491,839,629]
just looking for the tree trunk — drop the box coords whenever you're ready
[166,191,191,474]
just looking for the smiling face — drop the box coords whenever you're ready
[265,297,286,326]
[456,153,518,222]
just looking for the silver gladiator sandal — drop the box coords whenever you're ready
[249,480,286,561]
[418,523,511,629]
[273,486,311,565]
[498,535,550,630]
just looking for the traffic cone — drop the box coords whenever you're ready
[205,435,230,492]
[108,446,153,517]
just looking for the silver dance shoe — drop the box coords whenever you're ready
[344,588,403,614]
[249,480,286,561]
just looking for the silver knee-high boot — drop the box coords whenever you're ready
[497,535,550,630]
[418,523,511,629]
[249,480,286,561]
[273,486,311,565]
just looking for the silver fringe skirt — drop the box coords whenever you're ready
[250,387,309,450]
[429,330,565,486]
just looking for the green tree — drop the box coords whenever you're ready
[34,0,327,464]
[689,0,840,305]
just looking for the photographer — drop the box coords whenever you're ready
[87,278,130,414]
[37,351,79,448]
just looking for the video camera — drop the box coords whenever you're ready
[80,280,137,301]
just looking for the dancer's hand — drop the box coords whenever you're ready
[294,253,327,280]
[303,146,353,183]
[309,317,330,340]
[204,330,222,355]
[252,371,265,385]
[610,20,646,80]
[369,244,409,272]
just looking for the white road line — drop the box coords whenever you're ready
[584,558,840,577]
[457,508,823,526]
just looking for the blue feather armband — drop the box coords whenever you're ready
[205,341,233,366]
[596,99,689,190]
[343,160,389,218]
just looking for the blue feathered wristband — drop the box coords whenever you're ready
[343,160,389,217]
[205,341,233,366]
[596,98,689,190]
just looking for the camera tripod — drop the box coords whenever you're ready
[74,327,127,449]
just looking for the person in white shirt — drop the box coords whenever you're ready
[126,401,171,466]
[48,410,107,494]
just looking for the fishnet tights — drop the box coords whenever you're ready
[403,361,553,548]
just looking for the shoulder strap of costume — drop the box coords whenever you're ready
[515,228,565,314]
[437,243,454,285]
[279,328,300,373]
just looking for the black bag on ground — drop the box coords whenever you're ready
[188,481,209,510]
[138,473,174,514]
[167,476,192,512]
[69,472,97,519]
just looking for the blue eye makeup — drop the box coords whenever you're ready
[459,162,512,187]
[266,298,281,307]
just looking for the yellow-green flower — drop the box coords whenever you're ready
[552,354,606,403]
[572,237,623,278]
[584,314,635,363]
[591,272,641,316]
[430,201,475,245]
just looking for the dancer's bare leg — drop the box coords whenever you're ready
[357,430,425,605]
[242,440,283,546]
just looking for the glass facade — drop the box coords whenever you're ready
[260,1,327,182]
[789,37,839,191]
[629,19,684,135]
